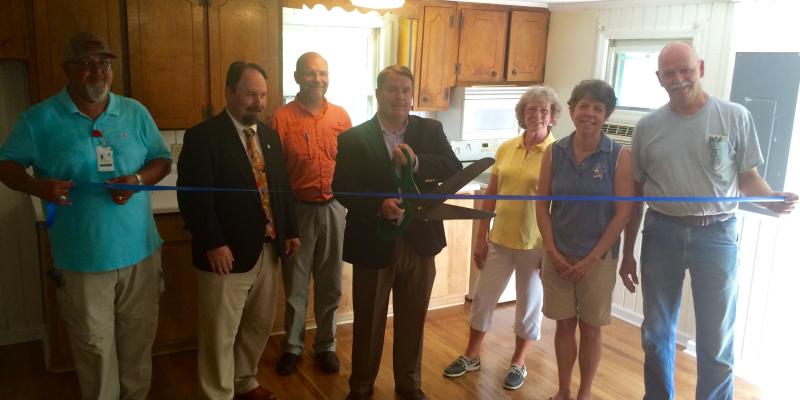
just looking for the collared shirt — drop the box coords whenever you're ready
[0,88,170,272]
[271,98,351,201]
[488,133,554,250]
[225,108,261,155]
[550,132,623,258]
[377,115,419,172]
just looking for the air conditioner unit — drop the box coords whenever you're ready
[602,122,634,147]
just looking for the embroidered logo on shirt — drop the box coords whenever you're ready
[592,163,607,179]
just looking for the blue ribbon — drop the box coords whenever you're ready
[43,182,786,228]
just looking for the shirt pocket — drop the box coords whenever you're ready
[320,121,347,160]
[283,125,311,160]
[705,134,735,172]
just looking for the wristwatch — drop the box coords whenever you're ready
[135,173,144,186]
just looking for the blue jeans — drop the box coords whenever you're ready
[640,211,739,400]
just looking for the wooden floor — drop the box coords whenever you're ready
[0,303,763,399]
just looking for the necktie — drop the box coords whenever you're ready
[244,128,276,239]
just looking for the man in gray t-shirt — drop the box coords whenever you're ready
[619,42,797,400]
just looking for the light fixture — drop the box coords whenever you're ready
[351,0,405,9]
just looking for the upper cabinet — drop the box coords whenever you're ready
[506,10,549,82]
[127,0,281,129]
[207,0,281,124]
[0,0,31,60]
[31,0,125,100]
[414,1,550,111]
[455,5,507,84]
[127,0,207,130]
[413,3,458,111]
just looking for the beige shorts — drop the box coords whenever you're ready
[541,250,618,327]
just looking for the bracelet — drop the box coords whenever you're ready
[135,173,144,186]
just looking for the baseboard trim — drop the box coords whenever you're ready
[611,305,694,348]
[0,325,43,346]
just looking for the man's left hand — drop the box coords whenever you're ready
[284,238,301,258]
[392,143,416,167]
[106,175,140,205]
[764,192,798,214]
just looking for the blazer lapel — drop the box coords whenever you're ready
[364,116,392,169]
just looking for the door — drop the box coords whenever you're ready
[456,8,507,84]
[127,0,207,129]
[506,10,548,82]
[413,4,457,111]
[0,0,30,60]
[207,0,282,122]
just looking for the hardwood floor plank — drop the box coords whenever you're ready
[0,303,763,399]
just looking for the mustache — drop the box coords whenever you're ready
[667,81,692,91]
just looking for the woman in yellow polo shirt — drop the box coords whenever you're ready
[443,86,560,390]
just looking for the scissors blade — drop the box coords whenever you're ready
[420,203,495,221]
[415,157,495,210]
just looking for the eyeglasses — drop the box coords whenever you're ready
[71,59,113,71]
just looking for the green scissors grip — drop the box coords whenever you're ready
[377,148,416,240]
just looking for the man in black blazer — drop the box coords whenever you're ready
[332,65,461,400]
[177,62,300,400]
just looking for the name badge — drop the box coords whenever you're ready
[96,146,114,172]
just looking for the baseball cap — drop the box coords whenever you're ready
[63,32,117,62]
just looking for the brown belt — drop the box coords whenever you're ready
[650,210,734,227]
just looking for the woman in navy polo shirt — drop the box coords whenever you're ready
[535,79,634,400]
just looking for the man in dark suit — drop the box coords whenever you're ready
[177,62,300,400]
[332,65,461,400]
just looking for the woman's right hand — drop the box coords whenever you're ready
[545,246,572,275]
[473,238,489,269]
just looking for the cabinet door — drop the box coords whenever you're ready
[413,4,457,111]
[208,0,282,122]
[506,10,549,82]
[456,8,507,84]
[0,0,30,59]
[127,0,207,129]
[32,0,124,100]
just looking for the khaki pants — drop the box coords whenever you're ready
[349,238,436,394]
[281,200,345,356]
[56,250,163,400]
[197,243,280,399]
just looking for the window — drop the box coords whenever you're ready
[606,39,675,111]
[282,6,389,125]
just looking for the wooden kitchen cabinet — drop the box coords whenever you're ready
[0,0,31,59]
[413,2,458,111]
[126,0,282,129]
[506,10,549,82]
[455,5,508,84]
[31,0,125,100]
[126,0,207,130]
[413,1,549,111]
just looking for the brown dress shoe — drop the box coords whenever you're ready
[234,386,278,400]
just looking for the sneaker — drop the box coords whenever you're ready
[503,364,527,390]
[442,355,480,378]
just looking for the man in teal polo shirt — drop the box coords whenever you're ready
[0,32,171,400]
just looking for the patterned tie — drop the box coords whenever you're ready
[244,128,276,239]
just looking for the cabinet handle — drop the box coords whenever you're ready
[444,87,449,100]
[491,70,497,77]
[422,96,429,103]
[512,69,517,75]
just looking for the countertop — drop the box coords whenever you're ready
[32,173,484,221]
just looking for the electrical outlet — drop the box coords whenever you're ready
[170,143,183,161]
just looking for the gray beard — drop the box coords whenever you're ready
[86,82,109,103]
